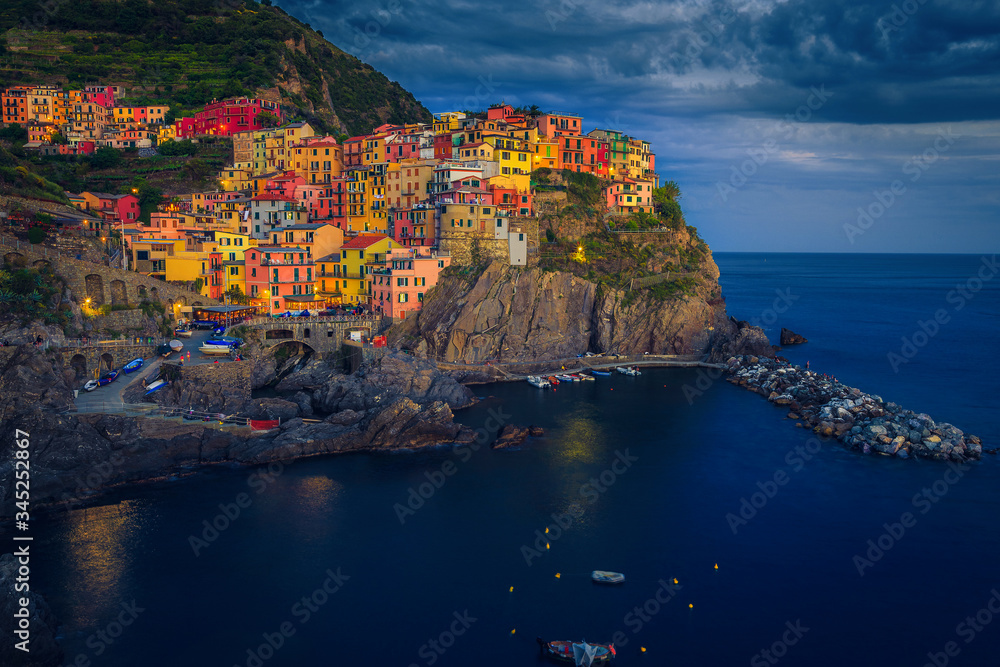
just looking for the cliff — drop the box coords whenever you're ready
[391,232,771,364]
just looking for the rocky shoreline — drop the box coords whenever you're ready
[726,355,985,461]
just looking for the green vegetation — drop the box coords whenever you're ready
[0,265,70,326]
[224,285,251,305]
[27,225,46,243]
[0,0,432,136]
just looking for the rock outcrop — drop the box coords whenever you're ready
[780,328,808,345]
[726,355,984,461]
[0,553,63,666]
[392,259,769,364]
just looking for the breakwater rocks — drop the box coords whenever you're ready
[726,356,983,461]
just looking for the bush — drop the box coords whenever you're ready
[27,226,46,244]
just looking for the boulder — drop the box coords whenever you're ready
[492,424,530,449]
[780,328,808,345]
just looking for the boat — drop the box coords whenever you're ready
[591,370,612,376]
[122,357,144,374]
[578,374,595,381]
[205,336,242,348]
[156,343,173,358]
[144,379,167,395]
[537,638,616,665]
[526,376,551,388]
[591,570,625,584]
[173,328,193,338]
[199,344,232,356]
[169,339,183,352]
[616,366,641,376]
[548,376,560,385]
[569,374,582,381]
[557,375,575,382]
[83,379,99,392]
[96,369,119,387]
[213,325,226,336]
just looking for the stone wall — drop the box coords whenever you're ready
[0,236,216,312]
[439,217,539,267]
[90,309,159,334]
[60,344,157,381]
[252,318,384,357]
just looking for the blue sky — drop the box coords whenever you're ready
[275,0,999,252]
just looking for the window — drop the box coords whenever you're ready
[230,267,239,276]
[251,268,257,277]
[137,250,149,260]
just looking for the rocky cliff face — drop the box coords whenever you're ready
[392,255,771,364]
[0,348,477,518]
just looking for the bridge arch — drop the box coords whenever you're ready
[137,285,147,300]
[4,252,24,266]
[149,286,159,302]
[110,279,128,306]
[270,339,317,356]
[265,329,295,340]
[99,352,114,371]
[85,274,105,306]
[33,259,50,270]
[70,354,87,380]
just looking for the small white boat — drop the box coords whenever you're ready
[199,344,232,356]
[83,379,99,392]
[526,375,550,388]
[591,570,625,584]
[173,328,193,338]
[557,375,575,382]
[616,366,641,376]
[169,339,183,352]
[144,379,167,395]
[578,373,595,381]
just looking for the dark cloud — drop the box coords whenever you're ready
[274,0,999,252]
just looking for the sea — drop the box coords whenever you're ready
[25,253,1000,667]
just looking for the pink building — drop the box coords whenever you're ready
[244,246,316,315]
[83,85,115,108]
[195,98,282,136]
[370,247,451,319]
[385,134,422,162]
[389,205,435,247]
[264,173,306,199]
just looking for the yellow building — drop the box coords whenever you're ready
[432,112,466,135]
[165,251,216,296]
[271,223,344,261]
[385,160,435,208]
[131,238,186,279]
[223,260,246,297]
[486,136,532,176]
[219,167,253,193]
[316,251,343,305]
[345,166,390,234]
[290,138,343,185]
[338,233,400,305]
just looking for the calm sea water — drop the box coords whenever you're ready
[27,253,1000,667]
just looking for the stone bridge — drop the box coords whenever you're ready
[248,317,388,358]
[0,235,216,312]
[59,342,158,381]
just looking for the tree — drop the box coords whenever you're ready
[89,147,122,170]
[224,285,251,305]
[258,111,280,127]
[27,226,46,244]
[193,277,204,293]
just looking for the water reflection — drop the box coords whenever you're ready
[61,500,147,628]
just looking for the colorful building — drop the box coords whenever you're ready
[244,246,316,314]
[195,98,282,137]
[369,247,451,319]
[338,233,400,305]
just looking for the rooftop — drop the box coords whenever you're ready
[341,233,390,250]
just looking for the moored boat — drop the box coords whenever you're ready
[173,328,192,338]
[616,366,641,376]
[557,375,574,382]
[169,339,183,352]
[97,369,119,387]
[548,376,560,385]
[144,379,167,395]
[591,370,611,376]
[537,638,615,665]
[205,336,242,348]
[579,373,595,381]
[527,375,551,388]
[199,344,232,356]
[122,357,144,374]
[591,570,625,584]
[83,379,99,392]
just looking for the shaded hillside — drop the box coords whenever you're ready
[0,0,431,136]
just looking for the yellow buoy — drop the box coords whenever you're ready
[555,573,561,578]
[673,578,678,584]
[509,586,514,592]
[545,527,549,534]
[714,563,719,570]
[688,603,694,609]
[641,647,647,653]
[546,542,550,549]
[511,628,516,635]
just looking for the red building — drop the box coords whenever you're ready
[194,98,282,137]
[244,246,316,315]
[390,205,435,247]
[174,118,196,139]
[536,112,583,138]
[1,87,29,125]
[342,136,365,167]
[582,137,610,176]
[434,133,456,161]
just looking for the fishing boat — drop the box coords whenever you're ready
[591,570,625,584]
[173,328,192,338]
[616,366,641,376]
[213,325,226,336]
[122,357,144,374]
[169,339,183,352]
[557,375,575,382]
[205,336,242,348]
[199,344,232,356]
[526,376,550,388]
[83,379,99,392]
[590,370,612,376]
[144,379,167,395]
[537,638,616,665]
[579,374,595,381]
[87,369,120,390]
[548,376,560,385]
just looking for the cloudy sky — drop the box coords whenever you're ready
[275,0,999,252]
